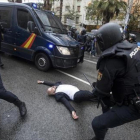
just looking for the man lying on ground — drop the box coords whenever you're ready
[37,80,97,120]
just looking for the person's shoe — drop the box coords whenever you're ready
[18,102,27,117]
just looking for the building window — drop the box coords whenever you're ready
[56,7,60,11]
[77,6,80,12]
[76,17,79,24]
[65,6,70,11]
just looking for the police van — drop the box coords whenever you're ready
[0,2,84,71]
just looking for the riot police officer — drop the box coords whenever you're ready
[69,26,78,40]
[0,74,27,117]
[0,23,4,67]
[0,23,27,118]
[128,33,137,44]
[89,23,140,140]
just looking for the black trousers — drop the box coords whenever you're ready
[0,74,19,105]
[92,97,140,140]
[74,90,95,103]
[0,42,3,65]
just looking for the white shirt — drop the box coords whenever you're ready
[55,85,79,100]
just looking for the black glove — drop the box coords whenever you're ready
[92,82,97,88]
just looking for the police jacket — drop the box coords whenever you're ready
[93,40,140,104]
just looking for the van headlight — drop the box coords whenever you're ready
[56,46,71,55]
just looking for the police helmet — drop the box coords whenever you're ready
[81,29,86,35]
[70,26,77,32]
[96,23,123,52]
[129,33,136,42]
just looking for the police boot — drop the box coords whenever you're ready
[14,100,27,117]
[0,63,4,68]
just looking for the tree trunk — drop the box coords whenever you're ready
[60,0,63,21]
[44,0,52,10]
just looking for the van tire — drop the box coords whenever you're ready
[35,53,50,71]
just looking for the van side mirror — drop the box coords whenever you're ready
[34,27,39,35]
[27,21,35,33]
[27,21,39,35]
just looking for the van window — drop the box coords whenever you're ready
[17,9,34,31]
[0,7,12,28]
[35,10,67,34]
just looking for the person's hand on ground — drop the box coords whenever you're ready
[37,80,44,84]
[72,111,79,120]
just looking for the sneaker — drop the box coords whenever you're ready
[18,102,27,117]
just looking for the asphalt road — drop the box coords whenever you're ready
[0,52,140,140]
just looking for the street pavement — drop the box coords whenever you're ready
[0,52,140,140]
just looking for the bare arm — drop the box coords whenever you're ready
[37,80,55,86]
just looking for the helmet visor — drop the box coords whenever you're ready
[95,35,104,55]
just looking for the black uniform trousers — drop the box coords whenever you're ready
[92,98,140,140]
[0,74,19,105]
[0,43,3,65]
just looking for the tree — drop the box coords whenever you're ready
[64,8,80,20]
[60,0,63,20]
[86,0,127,25]
[128,0,140,32]
[43,0,52,10]
[86,0,102,25]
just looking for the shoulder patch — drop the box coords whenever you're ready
[97,71,103,81]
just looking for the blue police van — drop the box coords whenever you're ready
[0,2,84,71]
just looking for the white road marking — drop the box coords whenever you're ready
[56,69,90,85]
[84,59,97,64]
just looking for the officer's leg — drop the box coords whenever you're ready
[0,56,4,67]
[0,43,4,67]
[0,75,27,117]
[92,105,140,140]
[74,90,98,103]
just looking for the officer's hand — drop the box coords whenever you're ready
[72,111,79,120]
[92,82,97,88]
[37,80,44,84]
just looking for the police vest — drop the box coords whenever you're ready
[97,40,140,98]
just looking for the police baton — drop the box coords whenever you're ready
[82,73,107,108]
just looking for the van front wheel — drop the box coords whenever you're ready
[35,53,50,71]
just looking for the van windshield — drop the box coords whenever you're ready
[35,10,67,34]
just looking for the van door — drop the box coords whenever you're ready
[0,6,15,54]
[15,7,37,60]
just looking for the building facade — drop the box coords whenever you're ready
[52,0,129,31]
[52,0,93,31]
